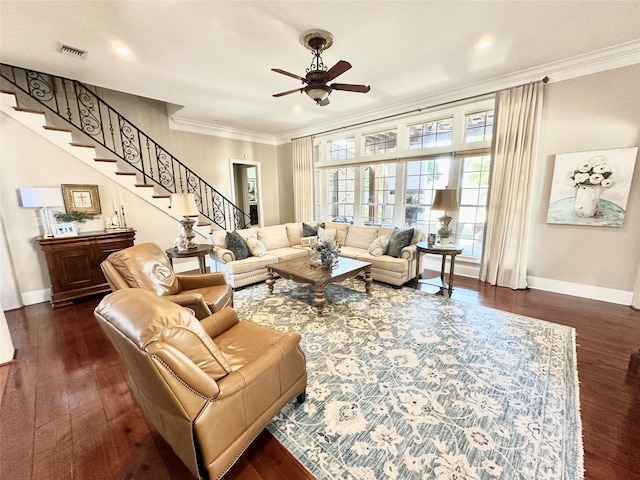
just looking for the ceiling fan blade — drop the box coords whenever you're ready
[273,88,303,97]
[318,97,330,107]
[330,83,371,93]
[271,68,307,83]
[324,60,352,81]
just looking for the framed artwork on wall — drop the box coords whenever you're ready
[546,147,638,227]
[62,184,102,214]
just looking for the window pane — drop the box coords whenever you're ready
[465,110,494,142]
[329,138,356,161]
[327,167,355,223]
[362,163,396,226]
[404,157,451,231]
[364,130,397,156]
[455,155,491,256]
[408,118,453,150]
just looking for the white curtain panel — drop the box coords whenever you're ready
[480,82,544,289]
[292,136,314,222]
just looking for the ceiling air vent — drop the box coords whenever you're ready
[60,44,86,58]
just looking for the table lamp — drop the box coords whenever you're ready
[19,187,65,238]
[171,193,200,251]
[432,188,459,238]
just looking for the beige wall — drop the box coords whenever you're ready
[277,142,295,224]
[529,64,640,291]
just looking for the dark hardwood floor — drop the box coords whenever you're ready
[1,270,638,479]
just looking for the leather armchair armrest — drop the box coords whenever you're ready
[177,272,227,289]
[213,246,235,263]
[216,346,283,397]
[200,307,240,338]
[163,293,212,319]
[147,343,220,417]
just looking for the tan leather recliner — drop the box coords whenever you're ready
[101,242,233,319]
[94,289,307,480]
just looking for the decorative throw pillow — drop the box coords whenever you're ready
[246,237,267,257]
[302,222,319,237]
[318,226,337,245]
[368,235,390,257]
[226,230,249,260]
[387,227,414,258]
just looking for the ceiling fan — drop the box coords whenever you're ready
[272,29,370,106]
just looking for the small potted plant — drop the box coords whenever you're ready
[310,241,341,269]
[437,226,453,246]
[54,211,97,232]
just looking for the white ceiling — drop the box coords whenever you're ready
[1,1,639,141]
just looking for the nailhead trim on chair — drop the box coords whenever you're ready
[151,354,213,401]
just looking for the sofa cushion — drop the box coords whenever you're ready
[387,227,415,258]
[345,225,379,250]
[323,222,350,245]
[226,231,250,260]
[355,252,409,274]
[258,225,290,250]
[225,254,279,275]
[284,223,303,247]
[368,235,390,256]
[246,237,267,257]
[211,230,227,248]
[268,247,309,262]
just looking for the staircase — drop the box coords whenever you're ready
[0,63,250,237]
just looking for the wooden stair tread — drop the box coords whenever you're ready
[115,172,136,176]
[43,125,72,133]
[153,195,170,199]
[94,158,117,163]
[0,89,17,95]
[135,184,154,188]
[69,142,95,148]
[14,107,45,115]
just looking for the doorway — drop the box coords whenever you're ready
[230,160,261,227]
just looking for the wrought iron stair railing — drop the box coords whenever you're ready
[0,63,250,231]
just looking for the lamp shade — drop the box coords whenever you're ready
[432,189,459,212]
[171,193,199,217]
[19,187,64,208]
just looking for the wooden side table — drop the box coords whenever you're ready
[415,241,464,297]
[165,244,214,273]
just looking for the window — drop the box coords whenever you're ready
[361,163,396,226]
[405,158,451,230]
[329,138,355,161]
[465,110,494,142]
[364,130,397,156]
[327,167,355,223]
[456,155,490,256]
[408,118,453,149]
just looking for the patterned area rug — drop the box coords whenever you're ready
[234,279,583,480]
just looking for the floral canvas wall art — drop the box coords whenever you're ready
[546,147,638,227]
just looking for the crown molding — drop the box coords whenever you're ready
[170,41,639,146]
[276,40,640,143]
[168,116,278,146]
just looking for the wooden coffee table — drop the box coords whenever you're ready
[266,255,372,317]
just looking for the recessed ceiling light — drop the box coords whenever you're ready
[293,105,303,112]
[476,36,493,50]
[114,45,131,57]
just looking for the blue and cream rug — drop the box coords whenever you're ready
[234,279,584,480]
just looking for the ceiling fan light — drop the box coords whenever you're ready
[306,87,329,103]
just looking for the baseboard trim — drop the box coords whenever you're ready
[21,289,50,306]
[420,256,633,306]
[526,276,633,306]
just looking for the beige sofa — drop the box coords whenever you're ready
[210,222,424,288]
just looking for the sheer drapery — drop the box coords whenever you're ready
[292,136,314,222]
[480,82,544,289]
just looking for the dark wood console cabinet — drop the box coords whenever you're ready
[37,229,135,308]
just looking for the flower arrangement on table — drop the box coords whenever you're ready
[569,155,613,188]
[310,241,341,269]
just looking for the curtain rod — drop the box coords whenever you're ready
[291,76,549,141]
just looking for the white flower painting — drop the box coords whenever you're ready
[547,147,637,227]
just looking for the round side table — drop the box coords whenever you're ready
[415,241,463,296]
[165,244,214,273]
